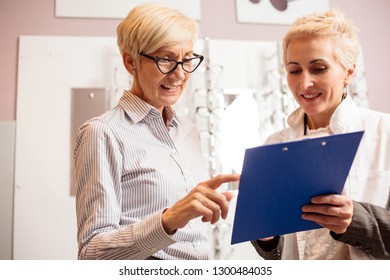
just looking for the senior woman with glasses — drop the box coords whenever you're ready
[74,3,239,260]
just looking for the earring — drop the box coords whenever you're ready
[342,85,348,100]
[130,64,136,74]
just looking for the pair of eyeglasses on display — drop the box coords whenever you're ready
[249,0,297,11]
[139,52,204,75]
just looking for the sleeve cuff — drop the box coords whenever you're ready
[134,211,176,256]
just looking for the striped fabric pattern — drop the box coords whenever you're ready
[74,90,209,259]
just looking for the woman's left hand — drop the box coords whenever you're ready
[301,194,353,234]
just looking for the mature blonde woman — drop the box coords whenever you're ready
[74,3,239,260]
[252,10,390,259]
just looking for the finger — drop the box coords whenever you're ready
[188,189,223,224]
[222,191,235,202]
[302,211,350,226]
[260,236,275,242]
[199,199,221,224]
[198,190,233,221]
[310,194,345,205]
[218,192,231,219]
[302,213,351,234]
[206,174,240,190]
[201,207,214,223]
[302,204,352,218]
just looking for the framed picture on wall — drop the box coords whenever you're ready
[55,0,201,20]
[236,0,329,25]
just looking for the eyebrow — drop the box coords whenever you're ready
[309,59,327,64]
[287,59,327,66]
[155,49,194,56]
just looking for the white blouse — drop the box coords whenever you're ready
[265,95,390,259]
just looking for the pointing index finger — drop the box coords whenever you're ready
[206,174,240,190]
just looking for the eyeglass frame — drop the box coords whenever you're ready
[138,52,204,75]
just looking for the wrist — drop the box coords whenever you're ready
[162,208,177,235]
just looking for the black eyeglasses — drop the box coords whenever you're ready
[139,52,204,74]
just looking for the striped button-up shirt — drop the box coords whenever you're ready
[74,90,209,259]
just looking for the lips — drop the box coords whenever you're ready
[161,84,180,90]
[302,92,321,99]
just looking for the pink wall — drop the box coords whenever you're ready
[1,0,390,121]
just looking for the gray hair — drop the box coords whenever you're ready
[117,3,199,61]
[282,9,360,70]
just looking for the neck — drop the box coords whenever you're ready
[304,113,330,135]
[306,115,330,130]
[162,106,174,128]
[303,94,347,134]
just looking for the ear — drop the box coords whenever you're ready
[123,53,136,75]
[344,64,356,87]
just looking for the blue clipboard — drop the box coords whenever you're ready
[231,131,364,245]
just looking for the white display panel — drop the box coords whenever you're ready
[14,36,122,259]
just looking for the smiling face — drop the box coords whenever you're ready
[286,37,355,129]
[124,41,194,113]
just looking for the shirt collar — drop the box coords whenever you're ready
[328,94,357,134]
[287,94,358,134]
[119,90,180,127]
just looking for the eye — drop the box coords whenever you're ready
[288,68,301,75]
[311,67,327,74]
[183,58,193,64]
[158,57,173,64]
[310,63,328,74]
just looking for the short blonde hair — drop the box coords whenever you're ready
[117,3,199,61]
[282,9,360,69]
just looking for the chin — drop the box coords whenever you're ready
[164,97,180,107]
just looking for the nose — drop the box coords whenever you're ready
[169,64,187,79]
[299,73,314,90]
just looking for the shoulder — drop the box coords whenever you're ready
[264,127,298,145]
[356,107,390,132]
[75,108,125,150]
